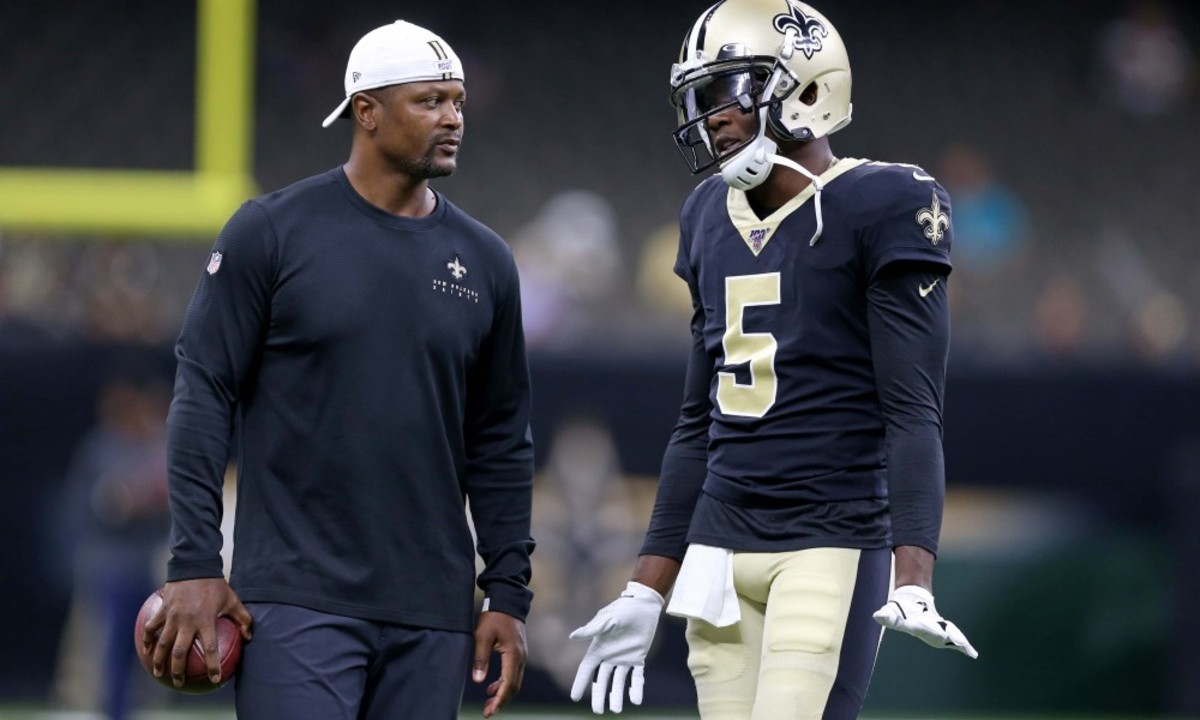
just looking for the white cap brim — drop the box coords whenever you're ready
[321,97,351,128]
[322,20,464,129]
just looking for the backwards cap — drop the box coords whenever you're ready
[321,20,464,128]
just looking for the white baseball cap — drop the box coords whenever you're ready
[321,20,465,128]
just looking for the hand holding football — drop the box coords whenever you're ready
[134,588,243,694]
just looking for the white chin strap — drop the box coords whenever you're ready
[720,135,777,192]
[720,136,827,246]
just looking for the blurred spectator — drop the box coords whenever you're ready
[511,190,626,348]
[634,220,694,348]
[1031,273,1090,360]
[50,356,171,719]
[77,243,164,344]
[1095,0,1195,116]
[0,235,57,346]
[937,143,1029,278]
[0,235,202,346]
[1131,289,1190,363]
[1093,232,1192,364]
[0,234,72,342]
[936,143,1032,359]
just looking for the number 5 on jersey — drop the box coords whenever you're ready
[718,273,781,418]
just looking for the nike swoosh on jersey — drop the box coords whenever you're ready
[919,279,940,297]
[913,170,935,182]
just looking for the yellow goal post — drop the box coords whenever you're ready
[0,0,258,239]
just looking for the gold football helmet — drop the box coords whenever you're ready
[670,0,852,190]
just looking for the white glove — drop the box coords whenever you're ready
[570,581,665,714]
[873,585,978,659]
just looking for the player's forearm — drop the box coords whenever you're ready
[638,443,706,560]
[884,423,945,552]
[631,554,682,597]
[893,544,936,590]
[640,324,713,559]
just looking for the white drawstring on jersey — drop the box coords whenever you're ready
[769,155,825,246]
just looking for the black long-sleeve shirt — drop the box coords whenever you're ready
[166,167,534,632]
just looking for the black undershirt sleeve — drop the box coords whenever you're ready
[867,262,951,556]
[640,297,712,561]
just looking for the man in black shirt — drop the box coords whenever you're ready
[142,19,534,720]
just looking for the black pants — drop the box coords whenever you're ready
[235,602,472,720]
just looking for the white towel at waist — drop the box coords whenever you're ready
[665,543,740,627]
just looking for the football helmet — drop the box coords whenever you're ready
[670,0,852,190]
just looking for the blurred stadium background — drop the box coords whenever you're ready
[2,0,1199,717]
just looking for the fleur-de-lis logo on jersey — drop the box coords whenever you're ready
[447,256,468,281]
[916,192,949,245]
[772,4,829,59]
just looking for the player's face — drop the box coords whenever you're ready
[702,72,760,157]
[370,80,465,180]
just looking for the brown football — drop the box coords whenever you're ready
[134,588,243,694]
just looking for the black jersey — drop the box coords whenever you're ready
[643,159,953,557]
[166,168,534,633]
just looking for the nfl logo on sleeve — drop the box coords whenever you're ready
[207,251,223,275]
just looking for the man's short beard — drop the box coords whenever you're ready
[395,150,455,180]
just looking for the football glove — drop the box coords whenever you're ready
[569,581,665,714]
[873,585,978,659]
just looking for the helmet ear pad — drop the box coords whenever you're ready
[766,102,816,143]
[774,66,854,141]
[767,81,821,142]
[765,97,800,142]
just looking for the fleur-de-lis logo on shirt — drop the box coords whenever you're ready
[916,192,949,245]
[447,256,468,281]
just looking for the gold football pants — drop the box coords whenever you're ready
[684,547,892,720]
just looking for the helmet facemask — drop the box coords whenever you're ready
[670,51,796,175]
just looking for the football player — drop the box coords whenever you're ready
[570,1,976,718]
